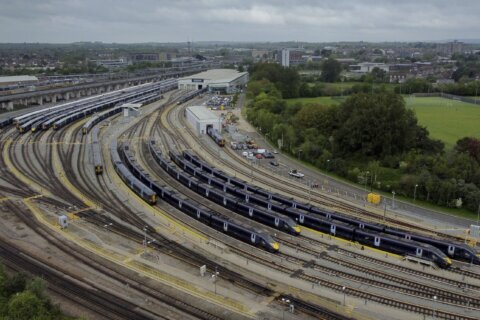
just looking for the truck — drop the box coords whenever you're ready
[288,169,305,178]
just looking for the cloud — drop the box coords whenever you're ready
[0,0,479,42]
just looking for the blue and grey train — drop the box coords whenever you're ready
[167,151,300,235]
[110,140,157,204]
[117,140,280,253]
[181,150,464,267]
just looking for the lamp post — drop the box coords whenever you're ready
[281,297,290,320]
[433,295,437,319]
[326,159,330,171]
[212,266,219,294]
[143,226,148,252]
[391,191,396,210]
[414,184,418,201]
[342,286,346,306]
[297,149,302,160]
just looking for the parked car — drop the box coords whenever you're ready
[255,153,264,159]
[273,150,278,154]
[270,160,279,166]
[264,152,274,158]
[289,169,304,178]
[242,151,248,157]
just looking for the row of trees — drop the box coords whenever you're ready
[0,264,74,319]
[246,64,480,213]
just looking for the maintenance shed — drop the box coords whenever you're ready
[178,69,248,94]
[186,106,221,135]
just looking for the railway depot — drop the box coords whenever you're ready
[185,105,221,135]
[177,68,248,94]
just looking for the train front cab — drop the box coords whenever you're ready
[95,164,103,175]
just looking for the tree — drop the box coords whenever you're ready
[321,58,342,82]
[7,291,46,319]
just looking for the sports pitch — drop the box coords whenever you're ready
[405,96,480,148]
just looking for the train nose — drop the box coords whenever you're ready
[293,226,301,234]
[271,242,280,251]
[445,257,452,265]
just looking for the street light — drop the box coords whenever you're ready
[342,286,346,306]
[433,295,437,319]
[143,226,148,252]
[281,297,290,320]
[212,266,220,294]
[391,191,396,210]
[297,149,302,160]
[414,184,419,201]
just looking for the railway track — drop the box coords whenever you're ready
[170,100,473,244]
[159,96,480,319]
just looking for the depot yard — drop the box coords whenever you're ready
[406,96,480,148]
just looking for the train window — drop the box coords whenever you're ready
[208,178,211,185]
[374,237,380,246]
[245,195,249,203]
[223,185,227,192]
[292,203,297,209]
[326,213,332,219]
[275,217,280,227]
[205,189,209,196]
[223,222,228,231]
[268,203,272,211]
[359,223,365,229]
[223,197,227,206]
[405,235,411,240]
[250,233,256,243]
[249,208,253,217]
[178,200,183,208]
[448,245,455,256]
[188,181,191,188]
[196,210,201,219]
[330,225,336,235]
[299,215,304,223]
[416,248,423,257]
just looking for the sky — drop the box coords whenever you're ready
[1,0,479,43]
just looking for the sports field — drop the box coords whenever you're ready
[405,97,480,148]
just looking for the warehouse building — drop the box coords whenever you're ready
[185,106,221,135]
[178,69,248,94]
[0,75,38,92]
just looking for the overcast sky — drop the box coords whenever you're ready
[1,0,479,43]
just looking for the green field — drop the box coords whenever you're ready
[406,97,480,148]
[285,96,345,106]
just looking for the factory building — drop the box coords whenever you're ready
[185,106,221,135]
[178,69,248,94]
[0,75,38,92]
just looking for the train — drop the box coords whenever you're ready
[177,88,207,105]
[180,150,469,267]
[166,150,300,235]
[110,140,157,204]
[14,79,177,133]
[82,106,123,135]
[145,140,279,252]
[91,127,103,175]
[53,91,161,131]
[0,117,13,129]
[207,126,225,147]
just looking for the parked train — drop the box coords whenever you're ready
[91,127,103,175]
[177,88,207,105]
[53,91,161,131]
[116,140,279,252]
[82,106,123,135]
[207,126,225,147]
[167,151,300,235]
[110,140,157,204]
[181,150,467,267]
[0,117,13,129]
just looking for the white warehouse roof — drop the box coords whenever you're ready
[179,69,247,83]
[0,75,38,84]
[186,106,219,121]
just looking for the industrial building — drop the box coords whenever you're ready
[0,75,38,92]
[178,69,248,94]
[185,106,221,135]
